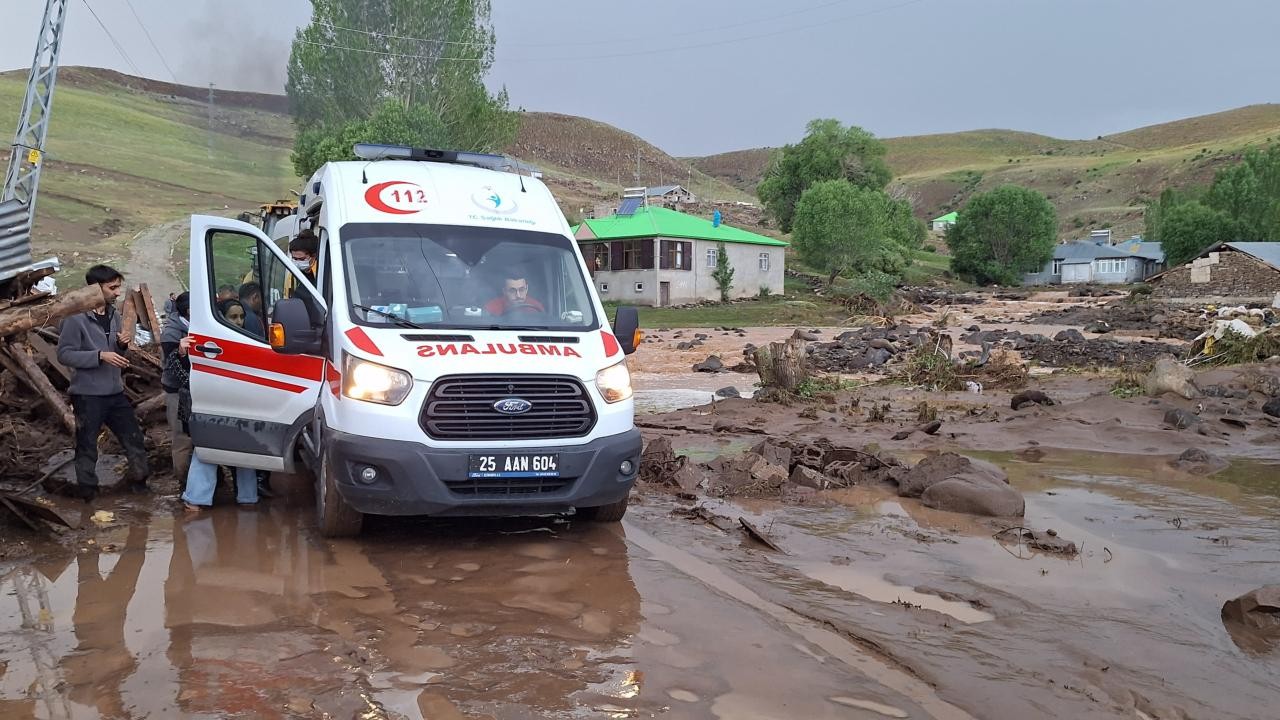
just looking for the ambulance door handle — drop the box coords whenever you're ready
[195,342,223,357]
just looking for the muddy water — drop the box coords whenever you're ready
[0,482,964,720]
[647,449,1280,719]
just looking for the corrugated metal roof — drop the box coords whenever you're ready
[1226,242,1280,270]
[931,211,957,223]
[646,185,683,197]
[1051,240,1164,263]
[0,199,33,282]
[577,206,788,247]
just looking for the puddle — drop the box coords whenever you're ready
[792,562,995,624]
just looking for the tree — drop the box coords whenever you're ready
[1206,145,1280,241]
[711,242,735,301]
[292,101,450,176]
[791,180,915,286]
[757,119,892,233]
[945,185,1057,286]
[1159,201,1238,267]
[287,0,517,176]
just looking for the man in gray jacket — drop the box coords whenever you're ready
[56,265,150,500]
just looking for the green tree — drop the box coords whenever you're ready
[791,180,914,286]
[292,101,450,176]
[711,242,735,301]
[945,185,1057,286]
[287,0,517,177]
[1206,145,1280,241]
[757,119,892,233]
[1159,201,1237,266]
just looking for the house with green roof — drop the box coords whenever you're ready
[573,205,788,306]
[930,211,958,232]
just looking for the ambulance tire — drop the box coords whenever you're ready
[316,447,363,537]
[577,495,629,522]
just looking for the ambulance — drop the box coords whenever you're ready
[185,144,642,536]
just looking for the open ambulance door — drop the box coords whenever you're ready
[186,215,326,473]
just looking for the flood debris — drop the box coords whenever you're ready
[739,517,786,553]
[1221,586,1280,654]
[1009,390,1055,411]
[993,526,1079,557]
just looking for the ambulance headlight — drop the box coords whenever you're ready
[595,360,633,404]
[343,354,413,405]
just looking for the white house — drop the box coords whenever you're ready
[573,206,787,306]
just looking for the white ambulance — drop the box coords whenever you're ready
[186,145,642,536]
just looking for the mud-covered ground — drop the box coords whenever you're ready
[2,293,1279,719]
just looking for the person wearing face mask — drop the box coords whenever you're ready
[287,229,318,292]
[160,292,194,486]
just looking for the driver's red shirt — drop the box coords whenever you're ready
[483,296,545,315]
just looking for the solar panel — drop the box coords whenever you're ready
[616,198,642,216]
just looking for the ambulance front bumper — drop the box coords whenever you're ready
[324,428,643,517]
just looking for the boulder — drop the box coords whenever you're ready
[1222,586,1280,654]
[866,348,893,367]
[792,329,823,342]
[1264,396,1280,418]
[715,386,741,399]
[1083,321,1113,334]
[693,355,725,373]
[1170,447,1229,475]
[1054,329,1086,343]
[1145,357,1200,399]
[1163,408,1201,430]
[898,453,1024,517]
[868,338,895,352]
[1010,390,1055,411]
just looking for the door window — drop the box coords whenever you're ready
[206,230,315,342]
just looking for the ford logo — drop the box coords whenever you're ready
[493,398,533,415]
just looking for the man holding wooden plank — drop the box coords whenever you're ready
[55,265,151,501]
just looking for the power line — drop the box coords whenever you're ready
[121,0,179,83]
[303,0,929,64]
[79,0,142,76]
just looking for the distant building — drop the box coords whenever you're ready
[1149,242,1280,302]
[1023,238,1165,285]
[930,211,957,232]
[573,206,787,306]
[646,185,697,204]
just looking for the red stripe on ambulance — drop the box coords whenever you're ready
[417,343,582,359]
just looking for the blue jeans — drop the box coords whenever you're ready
[181,455,258,506]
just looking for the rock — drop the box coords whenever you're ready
[712,418,736,432]
[669,463,707,493]
[1222,586,1280,654]
[792,329,823,342]
[676,341,693,350]
[868,338,895,352]
[1145,357,1200,399]
[715,386,741,398]
[1010,390,1055,411]
[789,465,833,490]
[1083,321,1113,334]
[897,453,1024,518]
[1264,396,1280,418]
[692,355,725,373]
[966,325,980,332]
[864,348,892,367]
[1163,408,1201,430]
[1054,329,1085,343]
[750,440,792,470]
[1170,447,1229,475]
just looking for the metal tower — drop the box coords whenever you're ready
[1,0,69,284]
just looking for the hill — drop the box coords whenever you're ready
[690,104,1280,238]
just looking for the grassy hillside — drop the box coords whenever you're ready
[690,104,1280,239]
[0,67,296,286]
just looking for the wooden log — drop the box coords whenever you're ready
[137,283,162,335]
[4,343,76,434]
[120,288,139,341]
[127,287,163,369]
[25,332,71,385]
[136,391,166,417]
[0,284,106,338]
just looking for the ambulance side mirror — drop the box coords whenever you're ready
[270,297,323,355]
[613,305,640,355]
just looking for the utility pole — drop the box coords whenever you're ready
[2,0,70,282]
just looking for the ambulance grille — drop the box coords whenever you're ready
[422,375,596,440]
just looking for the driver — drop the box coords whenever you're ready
[483,271,544,315]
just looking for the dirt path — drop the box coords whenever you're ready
[124,217,188,301]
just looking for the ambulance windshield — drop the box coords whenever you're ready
[341,223,599,331]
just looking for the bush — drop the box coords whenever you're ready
[757,285,771,299]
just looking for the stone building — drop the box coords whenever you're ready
[1149,242,1280,303]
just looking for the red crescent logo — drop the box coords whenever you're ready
[365,181,422,215]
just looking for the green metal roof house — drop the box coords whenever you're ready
[930,211,958,231]
[573,206,788,306]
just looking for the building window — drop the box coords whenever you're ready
[623,240,644,270]
[1096,258,1125,274]
[759,252,770,271]
[591,244,610,272]
[1052,259,1063,275]
[600,282,609,293]
[634,282,645,294]
[706,248,717,268]
[673,242,685,269]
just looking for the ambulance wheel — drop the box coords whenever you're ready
[577,495,629,522]
[316,447,363,537]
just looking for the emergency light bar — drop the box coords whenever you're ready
[353,143,515,172]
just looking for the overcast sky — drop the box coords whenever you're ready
[4,0,1278,156]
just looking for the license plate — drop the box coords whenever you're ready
[468,453,560,479]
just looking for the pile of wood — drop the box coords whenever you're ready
[0,272,169,488]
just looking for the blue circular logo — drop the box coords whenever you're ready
[472,186,518,214]
[493,397,533,415]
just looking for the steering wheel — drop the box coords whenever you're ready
[500,302,543,317]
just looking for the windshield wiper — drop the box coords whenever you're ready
[352,304,427,330]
